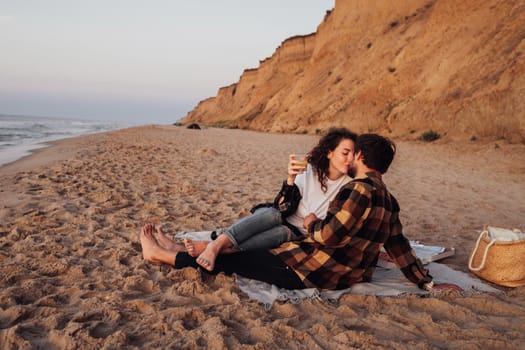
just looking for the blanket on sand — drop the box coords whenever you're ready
[236,263,500,310]
[174,231,500,310]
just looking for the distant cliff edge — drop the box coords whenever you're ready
[182,0,525,143]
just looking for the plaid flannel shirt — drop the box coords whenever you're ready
[272,172,431,290]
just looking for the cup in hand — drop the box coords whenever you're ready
[291,154,308,172]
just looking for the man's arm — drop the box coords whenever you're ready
[384,225,433,288]
[306,183,370,248]
[384,215,462,291]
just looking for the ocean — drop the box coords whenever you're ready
[0,114,127,166]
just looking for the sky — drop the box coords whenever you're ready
[0,1,334,125]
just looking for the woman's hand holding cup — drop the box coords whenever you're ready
[287,154,307,184]
[289,154,307,172]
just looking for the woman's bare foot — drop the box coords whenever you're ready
[156,226,187,252]
[195,234,231,272]
[184,239,209,257]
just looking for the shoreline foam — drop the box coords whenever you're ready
[0,115,127,166]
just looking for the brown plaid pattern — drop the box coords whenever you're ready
[272,172,431,290]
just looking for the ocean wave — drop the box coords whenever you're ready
[0,115,124,166]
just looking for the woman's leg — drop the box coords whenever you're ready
[195,207,283,271]
[184,221,293,257]
[175,250,306,290]
[222,207,283,248]
[187,224,291,270]
[236,225,292,251]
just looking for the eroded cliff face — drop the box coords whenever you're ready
[182,0,525,143]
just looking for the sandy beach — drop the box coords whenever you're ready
[1,125,524,349]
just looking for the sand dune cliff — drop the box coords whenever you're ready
[182,0,525,143]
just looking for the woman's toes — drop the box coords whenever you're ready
[197,257,213,271]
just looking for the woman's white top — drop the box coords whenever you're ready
[285,164,351,235]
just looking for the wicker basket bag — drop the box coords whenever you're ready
[468,226,525,287]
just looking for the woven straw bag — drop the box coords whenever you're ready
[468,226,525,287]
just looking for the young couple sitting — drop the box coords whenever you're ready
[140,130,461,292]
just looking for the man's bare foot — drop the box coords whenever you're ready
[140,224,163,264]
[184,239,209,257]
[156,226,187,252]
[140,223,184,267]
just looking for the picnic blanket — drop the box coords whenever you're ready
[236,262,500,310]
[174,231,501,310]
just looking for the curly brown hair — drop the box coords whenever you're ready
[307,128,357,192]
